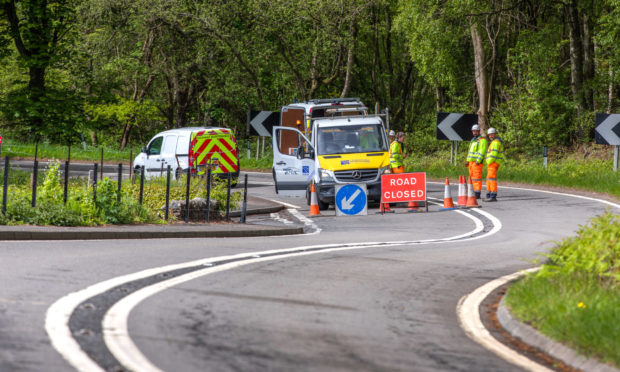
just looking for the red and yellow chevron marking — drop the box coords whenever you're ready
[189,130,238,175]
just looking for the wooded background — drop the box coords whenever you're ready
[0,0,618,154]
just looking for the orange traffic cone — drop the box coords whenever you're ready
[439,177,456,210]
[407,201,422,212]
[465,177,481,208]
[457,175,467,207]
[309,182,321,216]
[378,201,394,214]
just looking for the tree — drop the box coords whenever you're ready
[0,0,77,138]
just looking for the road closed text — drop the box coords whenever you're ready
[381,172,427,203]
[383,189,425,199]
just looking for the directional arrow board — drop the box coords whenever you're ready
[248,111,280,137]
[436,112,478,141]
[335,183,367,216]
[595,114,620,145]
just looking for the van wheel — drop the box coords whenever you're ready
[175,168,184,180]
[318,200,329,210]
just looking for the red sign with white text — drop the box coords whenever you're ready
[381,172,426,203]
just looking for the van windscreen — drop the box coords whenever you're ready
[317,124,387,155]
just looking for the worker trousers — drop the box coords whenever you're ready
[486,163,500,195]
[468,162,484,192]
[391,166,404,174]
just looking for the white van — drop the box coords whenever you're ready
[134,127,239,180]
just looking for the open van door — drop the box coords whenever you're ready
[272,126,315,195]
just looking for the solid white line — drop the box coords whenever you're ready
[48,211,494,372]
[456,268,551,372]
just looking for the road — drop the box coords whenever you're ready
[0,171,617,371]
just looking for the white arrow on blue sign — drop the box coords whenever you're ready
[335,184,367,216]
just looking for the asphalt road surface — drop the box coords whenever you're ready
[0,171,617,372]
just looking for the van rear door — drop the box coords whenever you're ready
[272,126,315,195]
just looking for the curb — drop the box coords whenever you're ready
[0,198,301,241]
[498,283,619,372]
[0,226,303,241]
[458,268,619,372]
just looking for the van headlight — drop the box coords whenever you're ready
[319,168,335,182]
[379,165,390,174]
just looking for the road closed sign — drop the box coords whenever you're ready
[381,172,426,203]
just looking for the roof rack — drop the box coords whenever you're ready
[311,113,384,121]
[306,97,361,105]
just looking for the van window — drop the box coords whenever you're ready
[317,124,386,155]
[176,135,190,155]
[148,136,163,155]
[162,135,177,155]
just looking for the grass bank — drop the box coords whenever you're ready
[504,212,619,367]
[0,139,139,163]
[405,150,620,199]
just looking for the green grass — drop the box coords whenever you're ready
[0,138,139,163]
[505,212,620,367]
[405,150,620,199]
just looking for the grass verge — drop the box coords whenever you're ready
[0,139,139,163]
[405,150,620,199]
[504,212,619,367]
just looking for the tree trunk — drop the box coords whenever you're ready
[567,0,585,113]
[470,23,490,131]
[608,66,614,114]
[90,130,98,147]
[28,65,47,133]
[340,21,357,98]
[582,12,594,111]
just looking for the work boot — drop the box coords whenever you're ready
[485,193,497,202]
[475,191,481,199]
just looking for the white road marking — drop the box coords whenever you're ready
[456,268,552,372]
[47,210,495,372]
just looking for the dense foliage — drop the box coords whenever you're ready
[0,0,618,153]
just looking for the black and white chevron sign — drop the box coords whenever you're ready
[595,114,620,145]
[247,111,280,137]
[436,113,478,141]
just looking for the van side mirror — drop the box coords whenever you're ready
[296,146,305,159]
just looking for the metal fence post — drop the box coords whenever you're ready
[139,166,145,205]
[165,165,171,221]
[64,160,69,204]
[117,163,123,203]
[240,174,248,223]
[225,173,231,222]
[185,168,190,223]
[93,163,98,204]
[32,160,38,207]
[2,156,8,214]
[205,168,212,223]
[543,146,548,168]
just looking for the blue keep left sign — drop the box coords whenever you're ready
[335,184,367,216]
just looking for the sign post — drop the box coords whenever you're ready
[594,113,620,171]
[381,172,427,212]
[335,184,367,216]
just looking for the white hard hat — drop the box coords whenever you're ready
[389,130,396,136]
[487,127,497,134]
[471,124,480,131]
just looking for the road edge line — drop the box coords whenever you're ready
[456,267,553,372]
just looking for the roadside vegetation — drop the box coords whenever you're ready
[0,138,139,163]
[505,212,619,367]
[0,161,240,226]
